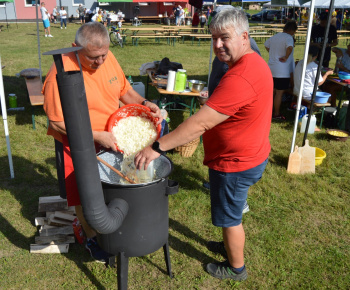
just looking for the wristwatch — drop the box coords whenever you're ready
[142,99,148,106]
[152,141,166,155]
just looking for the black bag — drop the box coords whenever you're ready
[157,57,183,75]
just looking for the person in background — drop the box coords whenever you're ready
[42,22,162,264]
[301,10,309,26]
[192,9,200,32]
[173,5,181,26]
[322,44,350,106]
[134,8,272,282]
[77,4,85,25]
[336,11,342,30]
[199,11,207,28]
[40,2,53,37]
[330,11,337,28]
[59,6,67,29]
[265,20,298,120]
[179,6,185,26]
[311,11,338,68]
[52,6,58,24]
[102,10,108,27]
[206,5,212,19]
[86,8,93,23]
[343,13,350,30]
[293,45,334,103]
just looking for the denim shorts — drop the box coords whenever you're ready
[209,158,268,227]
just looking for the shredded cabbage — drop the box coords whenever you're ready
[112,116,157,156]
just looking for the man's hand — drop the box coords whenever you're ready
[279,56,288,62]
[134,146,160,170]
[93,131,117,151]
[144,101,163,125]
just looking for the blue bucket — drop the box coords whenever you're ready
[313,92,331,104]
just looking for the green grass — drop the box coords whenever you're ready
[0,22,349,289]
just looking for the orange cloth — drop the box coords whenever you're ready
[42,50,131,142]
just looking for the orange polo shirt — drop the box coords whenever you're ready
[42,50,131,142]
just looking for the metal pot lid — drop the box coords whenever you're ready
[97,150,173,187]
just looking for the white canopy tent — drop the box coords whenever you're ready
[263,0,350,8]
[0,57,15,179]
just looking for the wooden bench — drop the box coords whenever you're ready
[292,93,331,129]
[338,36,350,45]
[24,76,44,129]
[251,35,271,42]
[131,35,180,46]
[187,34,212,45]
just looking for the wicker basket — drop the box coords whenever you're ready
[174,137,200,157]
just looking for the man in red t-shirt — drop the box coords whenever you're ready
[43,22,162,263]
[134,8,272,282]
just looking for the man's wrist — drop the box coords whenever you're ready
[151,141,166,155]
[142,99,148,106]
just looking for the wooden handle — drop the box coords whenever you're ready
[97,156,136,184]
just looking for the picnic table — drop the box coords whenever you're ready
[146,68,200,115]
[326,75,350,128]
[24,76,45,129]
[127,27,181,46]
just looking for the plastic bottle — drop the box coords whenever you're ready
[300,114,316,134]
[174,69,187,92]
[8,94,17,108]
[127,75,134,86]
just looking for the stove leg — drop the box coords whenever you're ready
[108,255,116,267]
[117,252,129,290]
[163,242,173,278]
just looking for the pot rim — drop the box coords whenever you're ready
[97,150,173,187]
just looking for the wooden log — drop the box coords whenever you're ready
[48,216,73,227]
[35,217,48,226]
[35,235,75,244]
[39,225,74,236]
[30,244,69,254]
[54,211,76,222]
[38,196,68,212]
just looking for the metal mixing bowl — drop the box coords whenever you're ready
[187,80,206,93]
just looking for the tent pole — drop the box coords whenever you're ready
[290,0,315,153]
[0,57,15,179]
[302,0,335,146]
[208,0,217,88]
[5,3,9,30]
[35,0,42,81]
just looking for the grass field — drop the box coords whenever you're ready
[0,22,349,289]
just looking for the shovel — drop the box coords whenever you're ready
[287,145,301,174]
[298,139,315,174]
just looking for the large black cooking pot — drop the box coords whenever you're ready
[96,151,178,257]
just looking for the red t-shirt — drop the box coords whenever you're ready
[203,52,273,172]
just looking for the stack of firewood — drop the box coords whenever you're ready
[30,196,78,254]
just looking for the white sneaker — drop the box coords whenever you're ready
[61,27,62,29]
[242,201,250,214]
[48,34,53,37]
[65,27,66,29]
[45,35,47,37]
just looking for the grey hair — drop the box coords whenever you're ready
[210,8,249,36]
[75,22,110,48]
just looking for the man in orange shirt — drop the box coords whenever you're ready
[43,22,162,263]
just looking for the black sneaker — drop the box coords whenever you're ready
[207,241,227,257]
[206,260,248,281]
[85,237,111,264]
